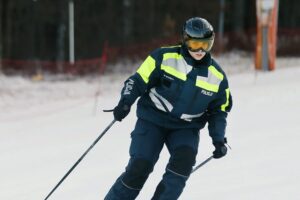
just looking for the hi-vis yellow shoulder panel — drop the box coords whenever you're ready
[163,52,183,60]
[137,56,156,83]
[160,52,191,81]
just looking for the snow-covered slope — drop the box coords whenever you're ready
[0,61,300,200]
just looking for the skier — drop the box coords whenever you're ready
[105,17,233,200]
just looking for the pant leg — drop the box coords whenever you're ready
[151,128,200,200]
[105,119,166,200]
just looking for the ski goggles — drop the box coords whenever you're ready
[185,39,214,52]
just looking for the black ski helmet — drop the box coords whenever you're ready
[182,17,215,52]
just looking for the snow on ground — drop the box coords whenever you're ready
[0,55,300,200]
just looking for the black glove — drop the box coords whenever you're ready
[212,140,228,159]
[113,103,130,121]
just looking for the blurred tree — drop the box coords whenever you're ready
[1,0,300,64]
[122,0,133,44]
[231,0,248,49]
[0,0,2,72]
[162,14,176,37]
[278,0,300,27]
[56,0,67,72]
[3,0,12,59]
[232,0,247,32]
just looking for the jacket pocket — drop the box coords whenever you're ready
[156,75,181,101]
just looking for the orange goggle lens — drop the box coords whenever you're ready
[185,40,211,52]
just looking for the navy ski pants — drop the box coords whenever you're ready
[104,118,200,200]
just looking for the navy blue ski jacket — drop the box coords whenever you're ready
[118,45,232,142]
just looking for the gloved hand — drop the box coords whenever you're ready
[113,103,130,121]
[212,140,227,159]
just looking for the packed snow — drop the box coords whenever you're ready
[1,55,300,200]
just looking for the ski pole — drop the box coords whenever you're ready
[191,156,213,174]
[44,119,117,200]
